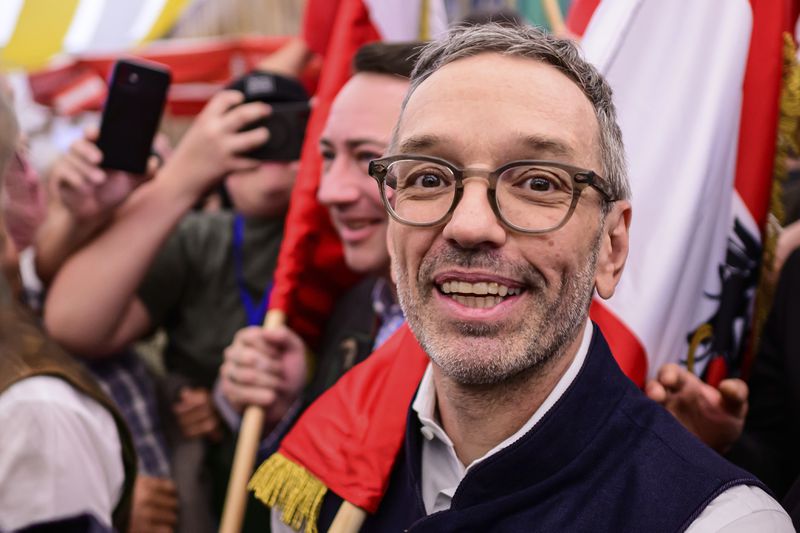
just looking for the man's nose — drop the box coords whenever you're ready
[442,180,506,248]
[317,157,362,206]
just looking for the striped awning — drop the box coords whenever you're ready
[0,0,190,70]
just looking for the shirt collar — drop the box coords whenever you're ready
[412,319,594,471]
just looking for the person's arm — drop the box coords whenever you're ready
[44,91,269,357]
[34,129,140,286]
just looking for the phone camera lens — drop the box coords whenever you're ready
[128,72,139,84]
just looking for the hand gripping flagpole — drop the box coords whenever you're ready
[219,309,286,533]
[329,502,367,532]
[219,305,369,533]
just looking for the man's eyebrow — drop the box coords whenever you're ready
[396,134,443,154]
[319,138,386,150]
[521,135,575,158]
[345,138,386,150]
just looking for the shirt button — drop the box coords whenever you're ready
[420,427,435,440]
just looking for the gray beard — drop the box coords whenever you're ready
[394,232,601,386]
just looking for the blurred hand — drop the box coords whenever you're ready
[256,37,312,77]
[219,324,307,424]
[129,475,178,533]
[172,387,222,441]
[158,90,270,199]
[49,126,157,222]
[645,363,748,452]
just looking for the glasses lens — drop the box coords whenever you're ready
[496,164,575,232]
[382,159,456,224]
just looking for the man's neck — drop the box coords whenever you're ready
[433,327,586,467]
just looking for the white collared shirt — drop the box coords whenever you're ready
[413,321,792,532]
[0,376,124,530]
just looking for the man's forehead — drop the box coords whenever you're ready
[395,53,599,167]
[323,72,408,142]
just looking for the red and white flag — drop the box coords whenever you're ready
[270,0,447,349]
[576,0,797,385]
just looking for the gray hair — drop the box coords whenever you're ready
[398,23,630,203]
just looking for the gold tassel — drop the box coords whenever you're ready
[248,453,328,533]
[752,33,800,353]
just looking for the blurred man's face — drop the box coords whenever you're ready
[388,54,629,385]
[317,72,409,275]
[225,161,297,218]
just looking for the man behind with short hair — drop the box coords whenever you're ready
[267,24,792,532]
[217,42,421,436]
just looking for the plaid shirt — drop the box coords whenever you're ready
[88,351,171,478]
[370,277,405,350]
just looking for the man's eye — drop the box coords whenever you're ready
[526,176,556,192]
[414,173,444,188]
[320,150,335,162]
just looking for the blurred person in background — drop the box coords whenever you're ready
[0,67,136,533]
[42,39,311,531]
[0,75,46,308]
[216,42,422,458]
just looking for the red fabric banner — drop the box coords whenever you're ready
[279,324,429,512]
[268,0,380,348]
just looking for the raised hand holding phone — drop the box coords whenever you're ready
[96,59,171,175]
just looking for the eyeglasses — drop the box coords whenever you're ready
[368,154,616,234]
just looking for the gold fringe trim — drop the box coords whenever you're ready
[248,453,328,533]
[752,33,800,354]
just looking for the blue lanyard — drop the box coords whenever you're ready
[232,214,272,326]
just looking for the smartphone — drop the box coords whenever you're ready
[243,101,311,161]
[96,59,171,174]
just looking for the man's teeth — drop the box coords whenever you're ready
[439,281,522,298]
[450,294,505,308]
[345,221,370,230]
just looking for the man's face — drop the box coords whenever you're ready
[318,72,409,275]
[388,53,630,385]
[225,161,297,218]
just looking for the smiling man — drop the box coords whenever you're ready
[264,24,793,533]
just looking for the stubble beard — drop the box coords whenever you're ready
[394,235,601,386]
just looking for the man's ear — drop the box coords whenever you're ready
[595,200,632,300]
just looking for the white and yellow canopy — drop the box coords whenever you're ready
[0,0,190,70]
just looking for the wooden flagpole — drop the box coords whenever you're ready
[219,309,286,533]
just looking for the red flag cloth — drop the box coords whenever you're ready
[279,323,428,512]
[734,0,796,230]
[268,0,380,349]
[566,0,601,35]
[302,0,345,56]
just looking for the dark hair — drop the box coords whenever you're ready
[353,41,426,79]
